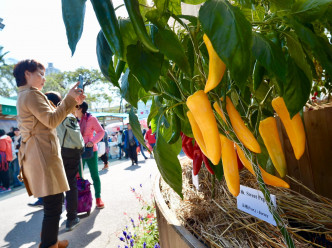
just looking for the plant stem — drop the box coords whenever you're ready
[167,70,186,100]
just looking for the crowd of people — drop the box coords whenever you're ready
[0,59,157,248]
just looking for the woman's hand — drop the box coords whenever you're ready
[86,141,94,147]
[68,82,85,102]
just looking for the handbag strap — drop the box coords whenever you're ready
[80,158,84,180]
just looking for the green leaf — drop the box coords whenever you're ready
[284,31,312,82]
[96,30,118,88]
[119,18,138,63]
[269,0,294,11]
[291,0,332,22]
[169,0,182,15]
[126,44,164,92]
[252,33,286,94]
[129,108,149,150]
[284,58,311,118]
[138,87,150,104]
[154,121,183,198]
[121,69,140,108]
[145,9,170,28]
[210,159,224,181]
[181,0,206,4]
[155,29,191,75]
[290,18,332,78]
[199,0,252,90]
[62,0,87,55]
[178,15,198,26]
[147,96,161,126]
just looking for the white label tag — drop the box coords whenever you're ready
[192,169,199,190]
[237,185,277,226]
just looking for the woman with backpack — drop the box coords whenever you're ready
[75,101,105,209]
[45,91,84,232]
[14,59,85,248]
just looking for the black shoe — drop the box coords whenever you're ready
[66,217,80,231]
[28,199,43,208]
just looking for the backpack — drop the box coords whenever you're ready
[57,115,84,150]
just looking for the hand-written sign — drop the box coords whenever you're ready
[237,185,277,226]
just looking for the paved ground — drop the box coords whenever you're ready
[0,154,159,248]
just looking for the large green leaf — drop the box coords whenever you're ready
[199,0,252,90]
[181,0,206,4]
[62,0,87,55]
[210,159,224,181]
[291,0,332,22]
[155,29,191,75]
[119,18,138,63]
[284,31,312,82]
[154,122,183,198]
[269,0,294,11]
[129,108,149,150]
[121,69,140,108]
[284,58,311,118]
[126,44,164,92]
[169,0,182,15]
[252,33,286,94]
[290,18,332,78]
[96,30,118,88]
[145,9,170,28]
[161,114,182,154]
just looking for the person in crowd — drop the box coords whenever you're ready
[11,128,23,188]
[138,128,148,160]
[45,91,84,232]
[124,124,139,166]
[117,130,124,160]
[6,127,15,138]
[14,59,84,248]
[145,126,156,158]
[100,124,109,170]
[0,129,14,193]
[75,101,105,209]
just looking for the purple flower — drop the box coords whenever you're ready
[130,239,134,247]
[125,225,128,229]
[154,243,160,248]
[119,237,125,242]
[125,246,129,248]
[143,242,147,248]
[132,188,135,192]
[130,218,134,223]
[127,235,131,240]
[123,231,127,237]
[140,184,142,187]
[134,234,137,238]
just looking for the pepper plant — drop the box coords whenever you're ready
[61,0,332,246]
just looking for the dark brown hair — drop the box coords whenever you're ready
[78,101,89,115]
[13,59,45,87]
[45,91,62,107]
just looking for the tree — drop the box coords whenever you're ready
[44,67,120,108]
[0,64,16,97]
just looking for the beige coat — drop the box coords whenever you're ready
[16,85,77,198]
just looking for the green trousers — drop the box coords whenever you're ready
[79,151,101,198]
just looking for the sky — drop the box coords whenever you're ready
[0,0,128,72]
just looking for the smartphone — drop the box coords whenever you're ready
[78,74,84,89]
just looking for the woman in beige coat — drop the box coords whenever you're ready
[13,59,85,248]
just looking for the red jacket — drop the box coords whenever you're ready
[145,129,156,144]
[0,135,13,162]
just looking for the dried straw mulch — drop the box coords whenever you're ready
[160,158,332,248]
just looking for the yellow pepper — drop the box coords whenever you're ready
[213,102,227,123]
[186,110,207,156]
[235,144,289,188]
[259,117,287,177]
[225,96,261,153]
[203,34,226,93]
[186,90,221,165]
[272,97,306,160]
[220,134,240,197]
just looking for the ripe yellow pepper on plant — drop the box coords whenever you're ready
[213,102,227,123]
[203,34,226,93]
[235,144,289,188]
[186,90,221,165]
[259,117,287,178]
[225,96,261,153]
[186,111,208,156]
[272,97,306,160]
[220,134,240,197]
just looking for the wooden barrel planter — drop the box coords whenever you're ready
[276,104,332,199]
[153,174,206,248]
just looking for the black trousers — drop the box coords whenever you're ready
[61,148,81,221]
[0,168,10,188]
[41,193,63,248]
[128,145,138,164]
[100,152,108,165]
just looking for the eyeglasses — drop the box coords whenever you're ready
[75,105,80,109]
